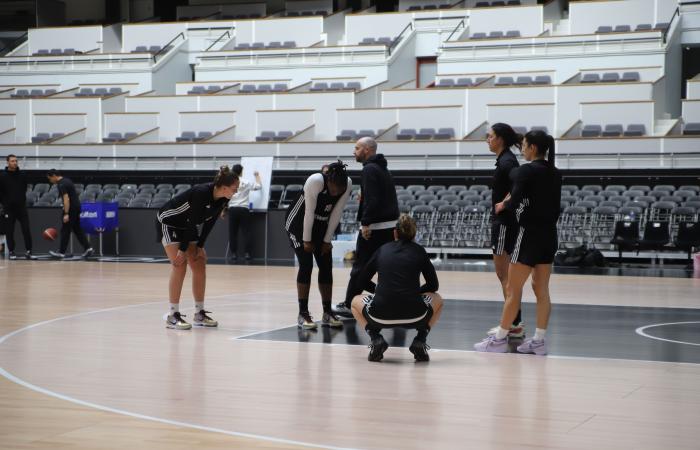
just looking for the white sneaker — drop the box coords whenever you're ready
[166,312,192,330]
[193,310,218,327]
[487,322,525,338]
[49,250,65,259]
[81,247,94,258]
[297,312,317,330]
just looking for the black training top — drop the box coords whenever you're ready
[0,167,28,208]
[491,148,519,224]
[504,159,562,230]
[357,154,399,227]
[357,239,439,319]
[157,182,228,251]
[57,177,81,212]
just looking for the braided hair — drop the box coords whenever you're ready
[213,165,239,187]
[325,160,348,191]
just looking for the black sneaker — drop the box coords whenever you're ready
[82,247,94,258]
[409,338,431,362]
[8,252,17,260]
[367,334,388,362]
[49,250,65,259]
[25,250,34,260]
[332,302,353,318]
[244,252,251,260]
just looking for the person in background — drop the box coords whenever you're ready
[227,164,262,262]
[0,154,33,260]
[46,169,93,259]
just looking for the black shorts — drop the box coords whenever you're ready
[361,294,433,329]
[158,222,197,247]
[510,226,558,267]
[287,222,328,249]
[491,221,518,256]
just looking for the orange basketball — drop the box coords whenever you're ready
[43,227,58,241]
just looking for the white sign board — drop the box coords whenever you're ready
[240,156,273,210]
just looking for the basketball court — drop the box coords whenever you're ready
[1,259,698,449]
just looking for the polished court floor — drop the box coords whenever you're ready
[0,259,699,449]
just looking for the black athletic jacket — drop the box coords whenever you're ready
[357,154,399,227]
[0,167,28,208]
[157,182,228,251]
[504,160,562,230]
[357,240,439,319]
[491,149,519,224]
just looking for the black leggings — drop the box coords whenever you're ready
[294,244,333,285]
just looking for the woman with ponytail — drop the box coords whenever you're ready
[485,123,524,339]
[350,214,444,363]
[475,130,561,355]
[157,166,240,330]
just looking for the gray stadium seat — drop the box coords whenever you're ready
[329,82,345,90]
[274,131,294,141]
[514,76,532,85]
[346,81,361,90]
[434,128,455,139]
[188,86,206,95]
[624,124,646,136]
[456,78,472,87]
[336,130,357,141]
[581,125,602,137]
[621,72,640,82]
[310,82,328,91]
[397,129,416,140]
[471,32,487,39]
[359,37,376,45]
[614,25,631,32]
[495,76,514,86]
[601,72,620,83]
[636,24,652,31]
[596,26,613,33]
[415,128,436,140]
[533,75,551,85]
[581,73,600,83]
[176,131,196,142]
[505,30,520,38]
[682,123,700,135]
[256,131,275,142]
[602,124,624,137]
[437,79,454,87]
[488,31,504,39]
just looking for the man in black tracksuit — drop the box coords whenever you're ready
[0,154,33,259]
[46,169,93,259]
[335,137,399,317]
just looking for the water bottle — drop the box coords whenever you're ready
[249,201,253,210]
[629,211,635,222]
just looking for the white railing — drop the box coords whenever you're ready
[13,152,700,172]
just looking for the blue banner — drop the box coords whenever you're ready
[80,202,119,234]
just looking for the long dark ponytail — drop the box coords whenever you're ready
[524,130,556,165]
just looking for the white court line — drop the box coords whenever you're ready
[635,321,700,347]
[0,294,361,450]
[235,333,700,366]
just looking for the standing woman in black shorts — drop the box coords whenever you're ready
[485,123,524,338]
[157,166,239,330]
[475,130,561,355]
[284,161,351,330]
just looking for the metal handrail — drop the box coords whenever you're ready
[388,22,413,56]
[663,6,680,44]
[446,19,465,42]
[205,28,234,52]
[445,35,662,51]
[0,32,28,56]
[153,32,185,62]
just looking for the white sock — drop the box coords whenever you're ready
[534,328,547,341]
[495,327,509,340]
[195,302,204,313]
[169,303,179,314]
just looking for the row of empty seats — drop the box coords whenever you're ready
[358,36,400,46]
[474,1,521,7]
[176,131,215,142]
[407,4,453,11]
[435,77,489,87]
[336,129,384,141]
[103,132,137,143]
[234,41,297,50]
[255,130,295,142]
[580,72,640,83]
[309,81,362,91]
[581,124,646,137]
[683,122,700,135]
[493,75,552,86]
[285,11,327,17]
[186,85,231,95]
[595,23,669,33]
[27,183,193,209]
[32,48,81,56]
[75,87,123,97]
[10,89,56,98]
[239,83,288,93]
[31,132,64,143]
[471,30,521,39]
[397,128,456,140]
[130,45,172,54]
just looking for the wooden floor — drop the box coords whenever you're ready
[1,260,699,449]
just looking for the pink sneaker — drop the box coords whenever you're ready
[516,338,547,355]
[474,335,508,353]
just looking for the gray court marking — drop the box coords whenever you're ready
[635,321,700,346]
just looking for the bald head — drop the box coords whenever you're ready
[353,136,377,163]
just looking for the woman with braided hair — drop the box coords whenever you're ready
[284,160,352,329]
